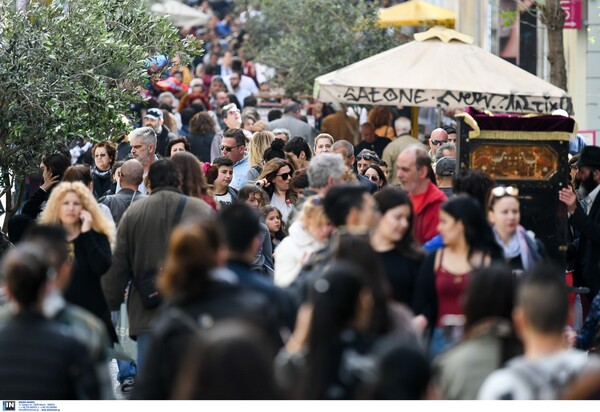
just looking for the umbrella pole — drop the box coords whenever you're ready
[411,107,419,138]
[437,107,443,128]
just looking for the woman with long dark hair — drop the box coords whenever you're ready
[412,195,502,358]
[371,188,425,306]
[256,158,297,223]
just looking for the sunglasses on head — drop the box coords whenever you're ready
[357,154,378,162]
[491,186,519,198]
[276,172,291,180]
[220,144,241,153]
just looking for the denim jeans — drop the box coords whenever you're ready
[135,332,152,374]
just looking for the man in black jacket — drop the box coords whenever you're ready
[560,145,600,308]
[142,108,171,157]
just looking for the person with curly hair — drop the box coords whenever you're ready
[39,181,117,344]
[368,106,395,140]
[171,151,217,211]
[91,141,117,200]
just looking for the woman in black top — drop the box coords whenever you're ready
[371,188,425,306]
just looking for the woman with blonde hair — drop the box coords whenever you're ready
[39,181,117,343]
[273,196,333,287]
[247,131,275,183]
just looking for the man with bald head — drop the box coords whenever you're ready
[396,144,446,244]
[100,159,147,226]
[428,128,448,160]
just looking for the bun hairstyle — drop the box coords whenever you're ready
[262,139,286,162]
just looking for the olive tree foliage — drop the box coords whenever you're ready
[239,0,399,96]
[0,0,201,223]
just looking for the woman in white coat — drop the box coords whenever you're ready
[273,196,333,287]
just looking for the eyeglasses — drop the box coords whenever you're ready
[491,186,519,198]
[227,109,240,115]
[276,172,291,180]
[95,153,107,158]
[430,139,445,146]
[220,144,242,153]
[366,174,379,182]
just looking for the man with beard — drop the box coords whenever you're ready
[559,146,600,305]
[143,108,171,157]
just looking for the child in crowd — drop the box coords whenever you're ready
[261,206,287,251]
[207,156,238,208]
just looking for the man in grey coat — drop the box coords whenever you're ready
[267,102,317,148]
[103,159,215,370]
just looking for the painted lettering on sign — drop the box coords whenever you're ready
[341,87,572,114]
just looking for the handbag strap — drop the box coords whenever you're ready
[173,195,188,226]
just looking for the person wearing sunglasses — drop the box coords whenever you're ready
[257,158,297,223]
[220,128,249,190]
[487,186,544,273]
[91,141,117,200]
[209,103,244,162]
[356,149,380,175]
[364,164,388,191]
[428,128,449,160]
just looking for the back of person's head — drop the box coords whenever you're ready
[171,152,208,198]
[119,159,144,187]
[243,95,258,108]
[42,153,71,181]
[366,339,431,400]
[180,108,196,126]
[323,184,368,227]
[267,110,282,122]
[7,214,34,245]
[284,136,312,161]
[290,169,309,192]
[219,202,261,255]
[441,195,501,259]
[394,116,412,135]
[173,320,278,400]
[158,220,222,302]
[307,153,346,189]
[2,242,52,310]
[332,233,390,334]
[147,158,181,190]
[262,138,286,162]
[23,224,69,270]
[464,265,518,331]
[305,261,368,399]
[62,164,92,186]
[517,262,569,334]
[452,169,495,211]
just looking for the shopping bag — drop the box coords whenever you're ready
[110,302,138,362]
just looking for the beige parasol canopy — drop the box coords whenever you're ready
[313,27,572,115]
[378,0,455,28]
[150,0,211,28]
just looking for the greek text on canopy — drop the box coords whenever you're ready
[340,86,573,114]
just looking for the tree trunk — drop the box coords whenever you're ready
[541,0,568,91]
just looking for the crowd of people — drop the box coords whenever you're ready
[1,0,600,402]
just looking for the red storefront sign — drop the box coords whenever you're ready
[560,0,582,29]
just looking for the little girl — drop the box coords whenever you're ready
[261,206,287,252]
